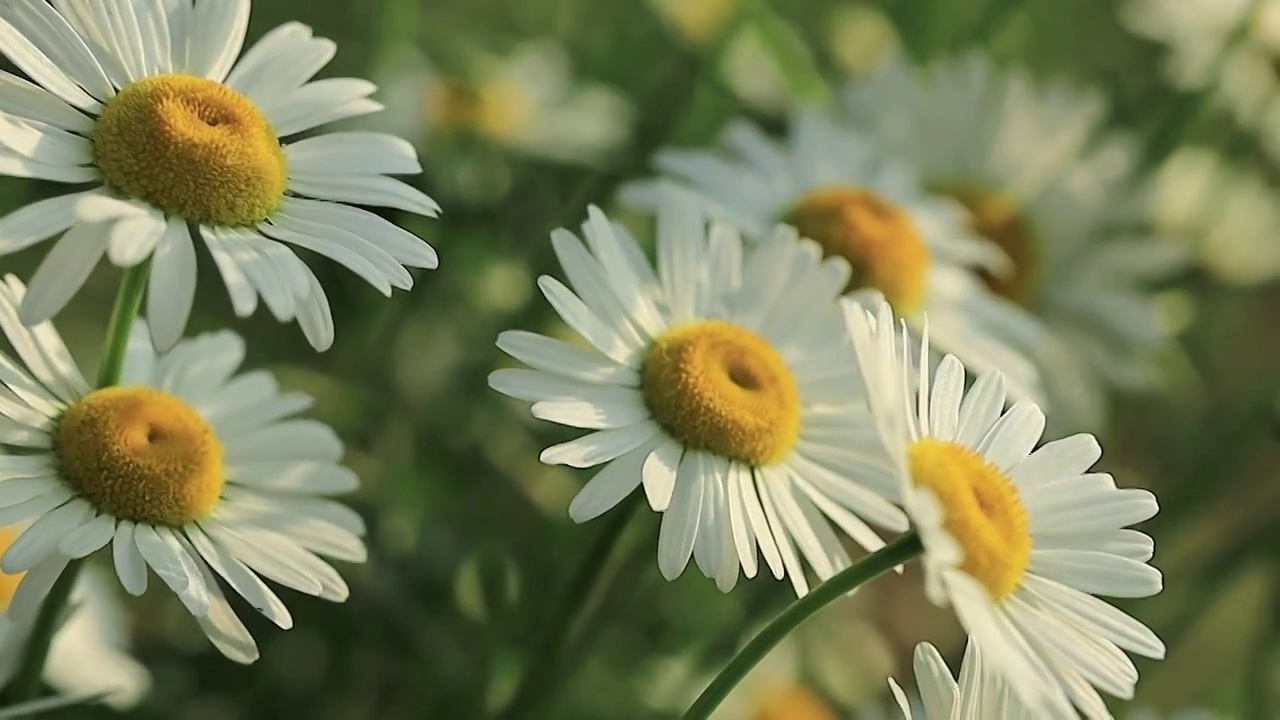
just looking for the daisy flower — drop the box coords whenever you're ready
[846,296,1165,718]
[888,641,1036,719]
[0,539,149,710]
[1120,0,1280,157]
[842,54,1189,433]
[376,41,631,166]
[620,110,1047,403]
[0,0,439,351]
[0,274,366,664]
[489,194,907,596]
[1150,146,1280,287]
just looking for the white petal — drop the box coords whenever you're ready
[187,0,250,81]
[641,438,680,512]
[185,525,292,630]
[0,2,114,102]
[1029,550,1163,598]
[567,441,650,523]
[496,330,638,386]
[147,216,198,351]
[287,172,440,218]
[657,453,703,580]
[0,70,95,133]
[541,422,659,468]
[0,190,138,256]
[112,521,148,596]
[285,132,421,176]
[2,498,91,572]
[19,221,109,325]
[105,210,166,267]
[58,512,118,558]
[0,15,99,111]
[955,370,1007,448]
[977,401,1046,472]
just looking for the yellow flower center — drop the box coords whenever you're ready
[93,73,288,227]
[0,527,24,610]
[54,386,225,527]
[752,684,838,720]
[907,438,1031,601]
[428,79,532,141]
[943,186,1040,305]
[641,320,800,466]
[783,187,931,314]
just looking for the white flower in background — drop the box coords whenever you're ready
[647,0,741,45]
[0,0,440,351]
[846,297,1165,718]
[375,41,631,166]
[0,275,366,664]
[827,3,902,78]
[489,195,908,596]
[621,110,1047,403]
[1120,0,1280,159]
[843,54,1189,433]
[0,533,148,710]
[1150,146,1280,286]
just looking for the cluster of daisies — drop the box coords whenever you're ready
[492,51,1174,720]
[0,0,1181,717]
[0,0,439,707]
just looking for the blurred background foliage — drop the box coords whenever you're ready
[3,0,1280,717]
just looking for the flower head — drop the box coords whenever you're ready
[846,296,1165,717]
[843,53,1189,432]
[621,110,1046,403]
[490,193,907,596]
[0,0,440,350]
[0,275,366,663]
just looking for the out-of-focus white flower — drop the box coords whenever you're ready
[827,3,903,77]
[648,0,741,45]
[1150,146,1280,286]
[375,41,632,166]
[1120,0,1280,160]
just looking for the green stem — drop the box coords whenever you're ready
[746,0,832,105]
[9,261,151,704]
[96,262,152,388]
[499,497,642,720]
[683,533,923,719]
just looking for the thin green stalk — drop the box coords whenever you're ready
[8,261,151,704]
[746,0,831,105]
[499,496,642,720]
[683,533,924,719]
[1138,0,1264,170]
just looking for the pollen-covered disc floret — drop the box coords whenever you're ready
[94,74,288,227]
[784,187,931,313]
[620,109,1048,403]
[0,274,366,666]
[641,320,800,466]
[0,0,439,351]
[906,438,1029,600]
[846,295,1166,718]
[56,387,224,527]
[490,197,907,597]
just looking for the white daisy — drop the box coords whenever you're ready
[1150,146,1280,287]
[620,110,1047,403]
[0,0,440,351]
[647,0,741,45]
[1120,0,1280,155]
[0,274,366,664]
[0,538,149,710]
[375,41,632,166]
[489,194,908,596]
[846,295,1166,719]
[841,53,1188,433]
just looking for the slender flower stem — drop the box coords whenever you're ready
[961,0,1030,48]
[683,533,924,720]
[9,261,152,703]
[499,497,641,720]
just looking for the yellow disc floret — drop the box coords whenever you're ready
[93,73,288,227]
[783,187,931,314]
[0,527,24,610]
[752,684,838,720]
[641,320,800,466]
[907,438,1031,601]
[944,186,1040,305]
[55,386,225,527]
